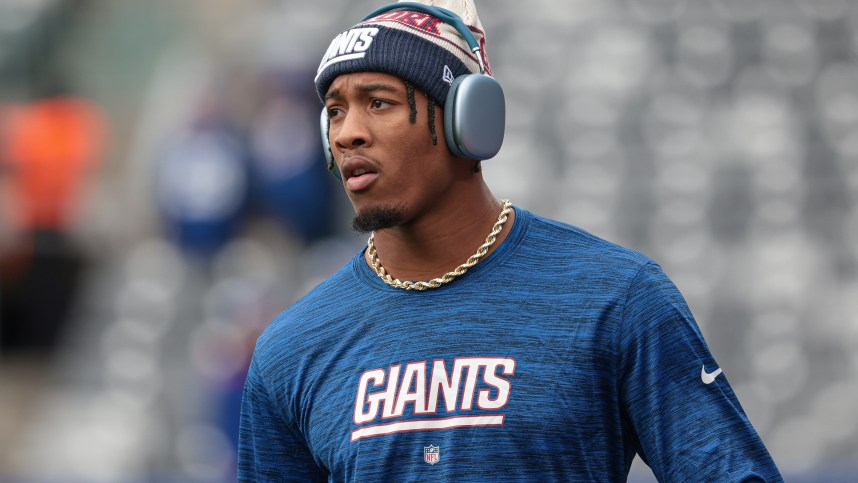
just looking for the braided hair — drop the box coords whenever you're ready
[405,81,438,146]
[404,81,479,172]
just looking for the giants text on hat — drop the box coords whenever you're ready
[316,27,380,81]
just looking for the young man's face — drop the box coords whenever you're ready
[324,72,461,232]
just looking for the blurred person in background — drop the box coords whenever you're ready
[155,86,250,260]
[239,0,781,481]
[0,81,105,355]
[246,69,339,244]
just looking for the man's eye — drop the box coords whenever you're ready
[371,99,390,109]
[327,107,344,118]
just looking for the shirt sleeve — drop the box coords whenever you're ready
[238,354,328,482]
[618,262,782,482]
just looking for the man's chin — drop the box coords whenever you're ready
[352,204,406,233]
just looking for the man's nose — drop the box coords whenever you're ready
[335,110,371,152]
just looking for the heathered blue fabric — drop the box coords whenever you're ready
[238,207,782,482]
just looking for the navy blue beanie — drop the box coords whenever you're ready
[314,0,493,104]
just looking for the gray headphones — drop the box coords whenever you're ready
[320,2,505,180]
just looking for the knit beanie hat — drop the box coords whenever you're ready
[314,0,493,105]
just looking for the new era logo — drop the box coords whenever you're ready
[442,65,455,85]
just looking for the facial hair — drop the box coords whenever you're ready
[352,204,406,233]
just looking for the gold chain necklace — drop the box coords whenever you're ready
[367,200,512,291]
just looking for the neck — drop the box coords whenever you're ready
[366,188,515,282]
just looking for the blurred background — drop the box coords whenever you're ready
[0,0,856,481]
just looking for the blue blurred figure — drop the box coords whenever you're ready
[155,91,250,259]
[246,70,338,244]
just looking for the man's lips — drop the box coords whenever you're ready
[341,156,379,192]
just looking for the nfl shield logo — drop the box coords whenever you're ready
[424,444,440,465]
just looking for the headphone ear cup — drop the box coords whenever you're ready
[443,74,505,160]
[319,108,342,180]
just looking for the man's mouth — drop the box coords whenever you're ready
[346,170,378,191]
[342,158,379,192]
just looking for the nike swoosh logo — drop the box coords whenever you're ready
[701,365,722,385]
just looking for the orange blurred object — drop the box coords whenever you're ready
[1,96,106,231]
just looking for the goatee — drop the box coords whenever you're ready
[352,204,406,233]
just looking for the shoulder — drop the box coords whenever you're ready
[252,252,362,367]
[517,209,655,280]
